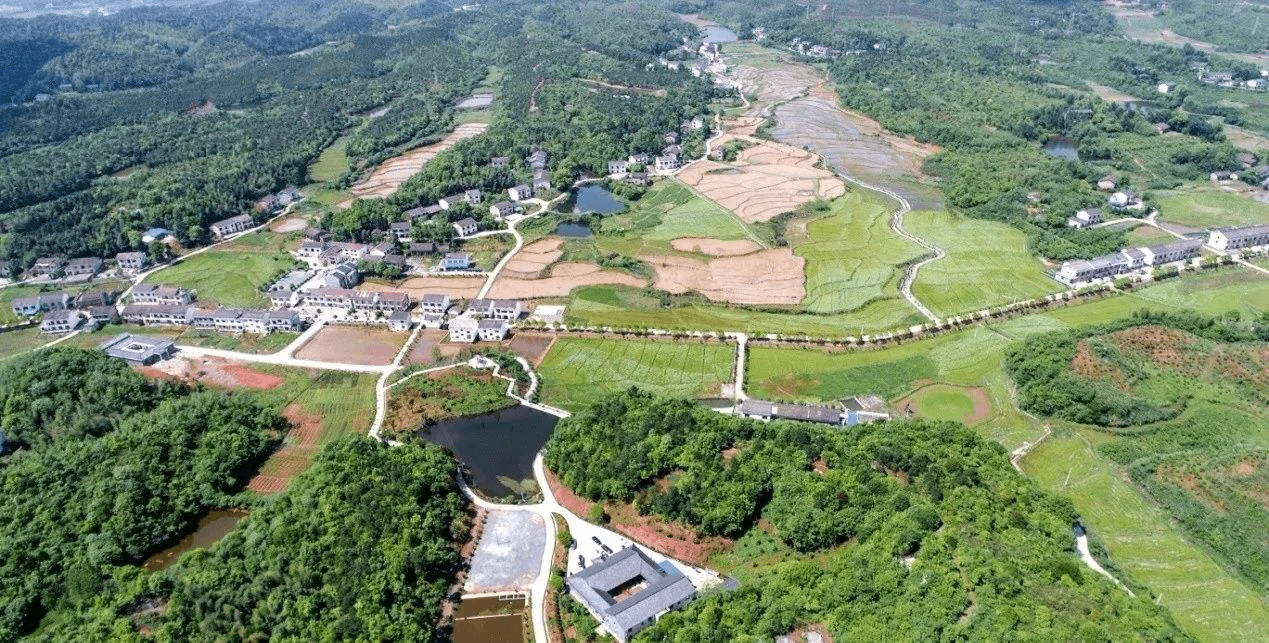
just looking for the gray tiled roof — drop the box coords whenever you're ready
[567,547,695,637]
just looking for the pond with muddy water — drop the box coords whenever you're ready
[416,405,559,498]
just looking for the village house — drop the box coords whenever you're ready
[737,399,845,426]
[191,308,217,330]
[440,253,474,270]
[1067,208,1103,229]
[99,333,175,365]
[11,292,70,316]
[1140,237,1203,265]
[122,303,196,326]
[420,293,451,315]
[389,221,413,242]
[87,305,120,325]
[1153,122,1171,134]
[438,194,466,210]
[267,309,302,332]
[115,251,149,273]
[1208,223,1269,251]
[304,288,356,309]
[26,256,65,278]
[406,204,443,220]
[1108,189,1141,210]
[304,228,331,242]
[533,169,552,192]
[317,263,360,289]
[448,316,479,342]
[74,290,117,309]
[490,299,521,320]
[298,241,327,258]
[421,313,445,328]
[465,298,493,316]
[491,156,509,169]
[663,131,678,145]
[132,283,193,305]
[464,189,483,204]
[388,310,412,332]
[39,309,82,334]
[374,291,410,311]
[625,171,650,187]
[608,160,630,175]
[529,149,548,170]
[141,228,170,244]
[268,289,298,308]
[368,241,395,258]
[567,547,696,643]
[477,317,508,341]
[209,213,254,239]
[63,257,102,278]
[655,154,680,175]
[490,201,519,219]
[453,217,480,237]
[662,144,682,157]
[628,153,649,166]
[508,184,533,201]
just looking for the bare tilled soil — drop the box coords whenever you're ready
[670,237,762,256]
[500,238,563,280]
[294,325,404,365]
[730,62,819,113]
[678,136,844,222]
[350,123,489,199]
[642,248,805,305]
[486,262,646,299]
[363,276,484,300]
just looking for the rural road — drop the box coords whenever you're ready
[1076,531,1134,596]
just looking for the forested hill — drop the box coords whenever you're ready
[0,348,469,640]
[545,389,1183,640]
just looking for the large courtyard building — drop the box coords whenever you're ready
[567,547,696,643]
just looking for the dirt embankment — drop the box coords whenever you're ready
[642,247,805,305]
[350,123,490,200]
[247,403,323,494]
[671,237,762,256]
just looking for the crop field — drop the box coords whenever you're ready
[309,134,351,183]
[566,284,923,336]
[295,325,404,365]
[1125,223,1180,246]
[904,210,1061,316]
[144,250,296,308]
[536,336,733,410]
[0,326,50,360]
[795,190,925,313]
[586,181,758,259]
[1155,189,1269,229]
[1023,431,1269,642]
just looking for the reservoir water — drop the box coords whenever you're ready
[573,184,625,214]
[1041,138,1080,161]
[554,221,593,237]
[142,508,248,571]
[702,25,738,44]
[417,405,559,497]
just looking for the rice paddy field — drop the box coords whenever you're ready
[794,190,926,314]
[581,180,759,259]
[904,210,1062,316]
[536,336,734,410]
[143,250,298,308]
[1154,189,1269,229]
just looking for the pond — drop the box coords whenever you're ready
[702,24,738,44]
[417,405,559,497]
[573,184,626,214]
[1041,137,1080,161]
[554,221,593,238]
[452,595,527,643]
[142,508,248,571]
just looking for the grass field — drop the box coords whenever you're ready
[566,284,924,336]
[905,210,1061,316]
[908,384,976,422]
[252,367,379,441]
[144,250,297,308]
[1155,189,1269,229]
[309,134,350,183]
[0,326,50,360]
[795,190,925,313]
[584,181,759,258]
[1125,223,1181,245]
[1023,430,1269,642]
[537,336,733,410]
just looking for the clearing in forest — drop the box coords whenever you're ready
[349,122,490,199]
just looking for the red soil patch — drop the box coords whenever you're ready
[543,466,731,565]
[1156,467,1227,513]
[721,446,742,461]
[1070,341,1127,387]
[246,404,323,494]
[507,333,555,366]
[811,458,828,474]
[144,356,281,390]
[221,363,283,389]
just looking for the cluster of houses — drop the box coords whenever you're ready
[606,128,700,184]
[120,284,305,334]
[1054,224,1269,286]
[12,288,123,334]
[736,394,891,427]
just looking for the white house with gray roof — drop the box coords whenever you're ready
[1208,224,1269,251]
[567,547,696,643]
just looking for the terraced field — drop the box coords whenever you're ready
[904,210,1061,316]
[536,336,733,410]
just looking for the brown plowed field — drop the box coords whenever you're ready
[362,276,484,300]
[247,403,322,494]
[350,123,489,199]
[642,247,804,305]
[501,238,563,280]
[487,262,646,299]
[678,136,844,222]
[148,355,283,389]
[671,237,761,256]
[294,325,403,365]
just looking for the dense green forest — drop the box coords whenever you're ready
[0,347,469,640]
[1006,310,1269,590]
[0,348,282,640]
[545,389,1182,640]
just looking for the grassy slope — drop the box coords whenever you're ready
[143,249,295,308]
[251,366,378,441]
[1155,189,1269,229]
[537,336,733,410]
[309,134,350,183]
[795,190,925,314]
[745,268,1269,640]
[905,210,1061,316]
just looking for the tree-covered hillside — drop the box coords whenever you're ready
[545,389,1183,640]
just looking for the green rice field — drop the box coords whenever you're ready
[1155,189,1269,229]
[537,336,734,410]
